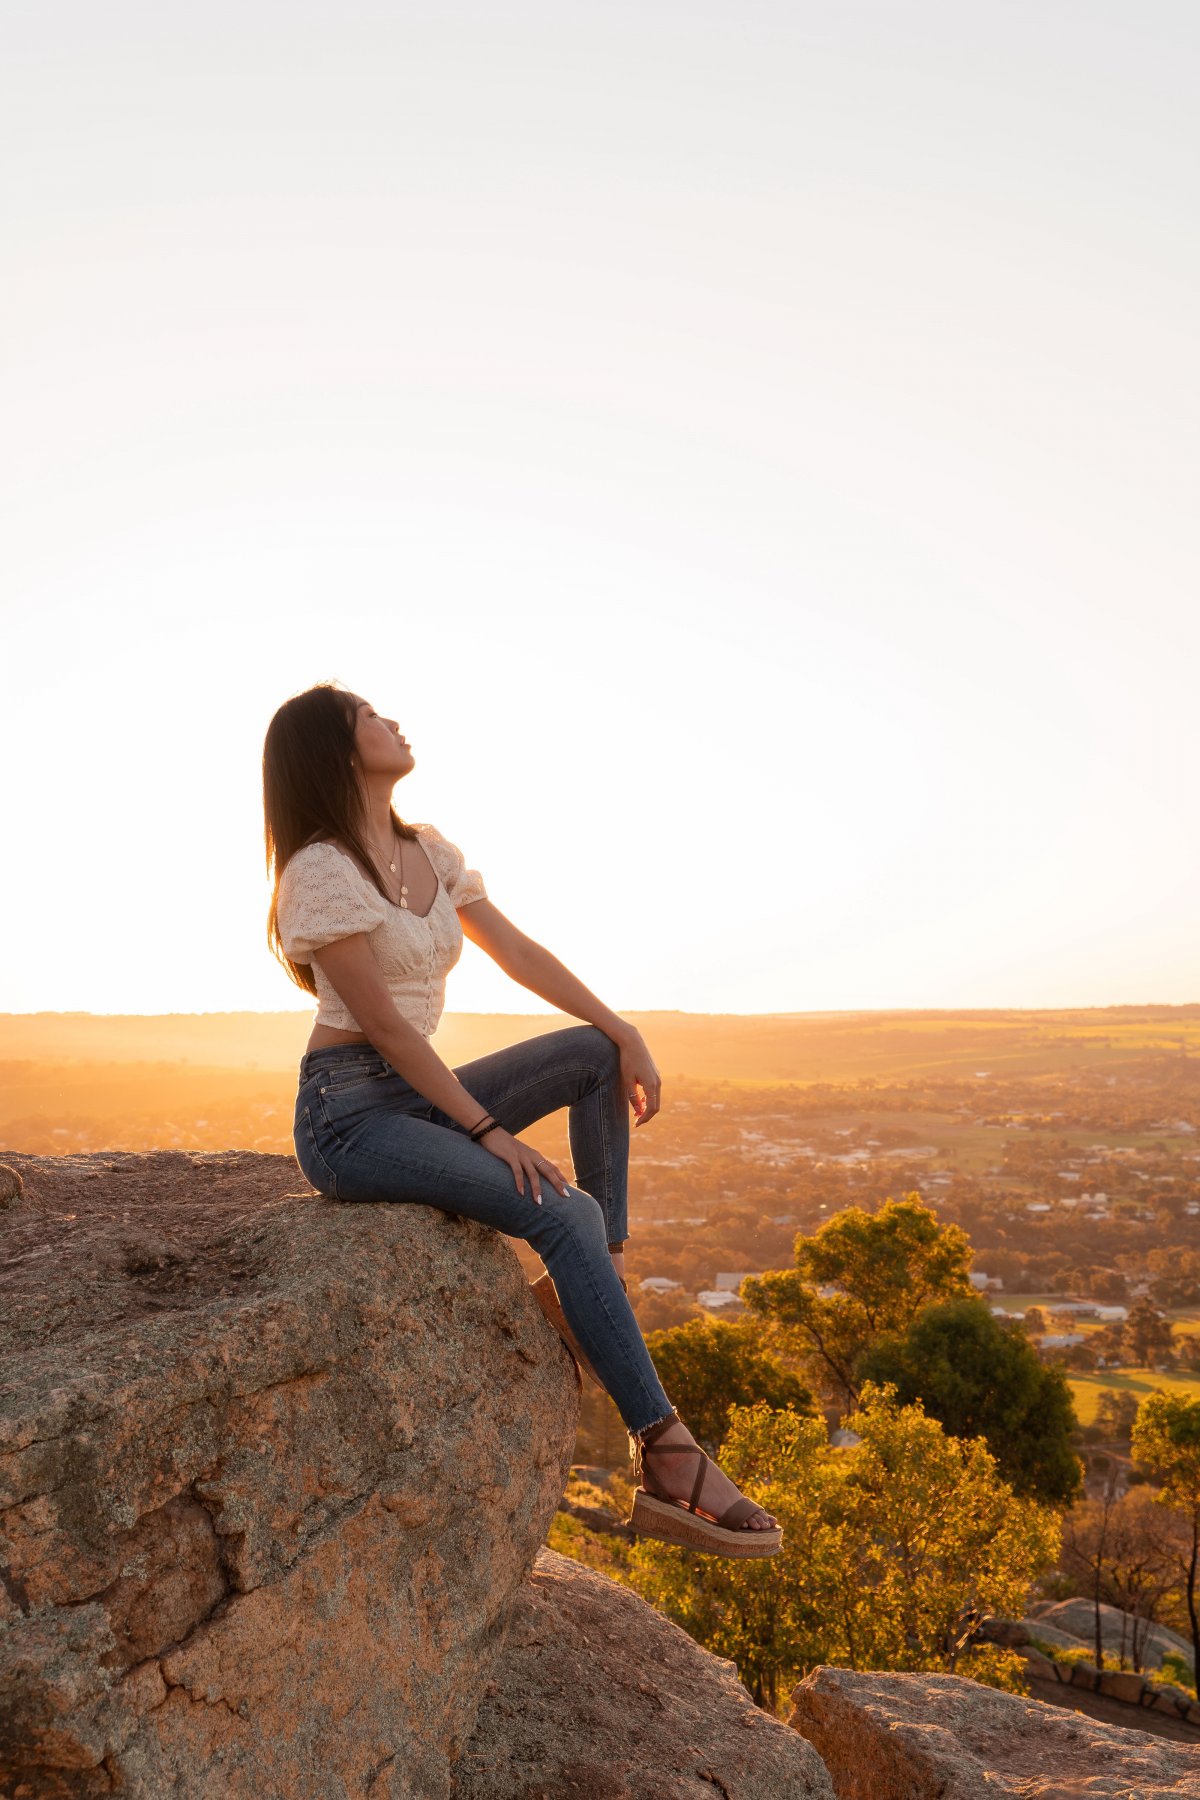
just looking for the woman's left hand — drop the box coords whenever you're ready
[618,1029,662,1127]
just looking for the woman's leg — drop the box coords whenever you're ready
[434,1023,630,1258]
[293,1037,674,1443]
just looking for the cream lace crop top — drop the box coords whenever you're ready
[276,822,487,1036]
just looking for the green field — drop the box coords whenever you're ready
[990,1294,1073,1312]
[1069,1369,1200,1425]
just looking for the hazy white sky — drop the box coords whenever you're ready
[3,2,1196,1019]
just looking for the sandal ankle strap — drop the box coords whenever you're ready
[635,1422,770,1530]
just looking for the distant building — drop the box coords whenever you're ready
[638,1277,682,1294]
[714,1271,758,1292]
[696,1289,742,1309]
[1040,1332,1086,1349]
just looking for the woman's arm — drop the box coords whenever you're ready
[460,900,662,1123]
[461,899,633,1042]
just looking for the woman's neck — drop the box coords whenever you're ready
[361,783,399,849]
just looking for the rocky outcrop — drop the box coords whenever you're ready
[34,1150,1200,1799]
[1029,1598,1195,1673]
[787,1666,1200,1798]
[451,1546,833,1799]
[0,1150,582,1798]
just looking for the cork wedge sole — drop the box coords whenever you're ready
[626,1486,783,1556]
[623,1409,784,1558]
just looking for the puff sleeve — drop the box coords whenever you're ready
[417,822,488,909]
[277,843,390,962]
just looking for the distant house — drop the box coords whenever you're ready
[714,1271,758,1292]
[638,1277,682,1294]
[696,1290,742,1310]
[1040,1332,1086,1349]
[1026,1203,1052,1214]
[1094,1305,1129,1322]
[969,1272,1004,1292]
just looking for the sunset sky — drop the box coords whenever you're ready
[3,3,1196,1020]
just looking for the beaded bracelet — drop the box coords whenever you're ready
[468,1115,502,1142]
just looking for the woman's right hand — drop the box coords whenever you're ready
[478,1125,570,1203]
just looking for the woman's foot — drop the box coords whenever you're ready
[638,1416,780,1531]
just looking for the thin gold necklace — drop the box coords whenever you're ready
[384,825,410,906]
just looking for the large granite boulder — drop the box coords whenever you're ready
[787,1666,1200,1798]
[451,1546,833,1799]
[1029,1599,1195,1673]
[0,1150,581,1798]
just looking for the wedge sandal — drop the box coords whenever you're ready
[624,1409,783,1558]
[529,1270,628,1392]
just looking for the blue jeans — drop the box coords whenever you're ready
[292,1023,677,1443]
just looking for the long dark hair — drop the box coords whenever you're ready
[263,679,420,997]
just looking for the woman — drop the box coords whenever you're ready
[263,680,781,1556]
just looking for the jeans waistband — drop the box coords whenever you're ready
[299,1045,389,1080]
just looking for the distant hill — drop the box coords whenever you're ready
[1,1005,1196,1081]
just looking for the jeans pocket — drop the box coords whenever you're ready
[295,1104,342,1200]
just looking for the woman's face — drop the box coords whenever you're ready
[351,697,415,777]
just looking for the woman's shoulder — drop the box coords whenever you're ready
[281,838,368,887]
[409,820,453,852]
[287,837,354,865]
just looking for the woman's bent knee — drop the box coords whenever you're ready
[538,1183,606,1243]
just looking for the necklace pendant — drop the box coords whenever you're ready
[388,860,396,872]
[400,883,409,895]
[400,896,408,909]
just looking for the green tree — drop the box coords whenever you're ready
[1093,1389,1141,1445]
[857,1296,1082,1504]
[624,1387,1060,1712]
[642,1316,814,1454]
[740,1196,974,1406]
[1132,1393,1200,1680]
[1124,1299,1175,1368]
[834,1384,1062,1679]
